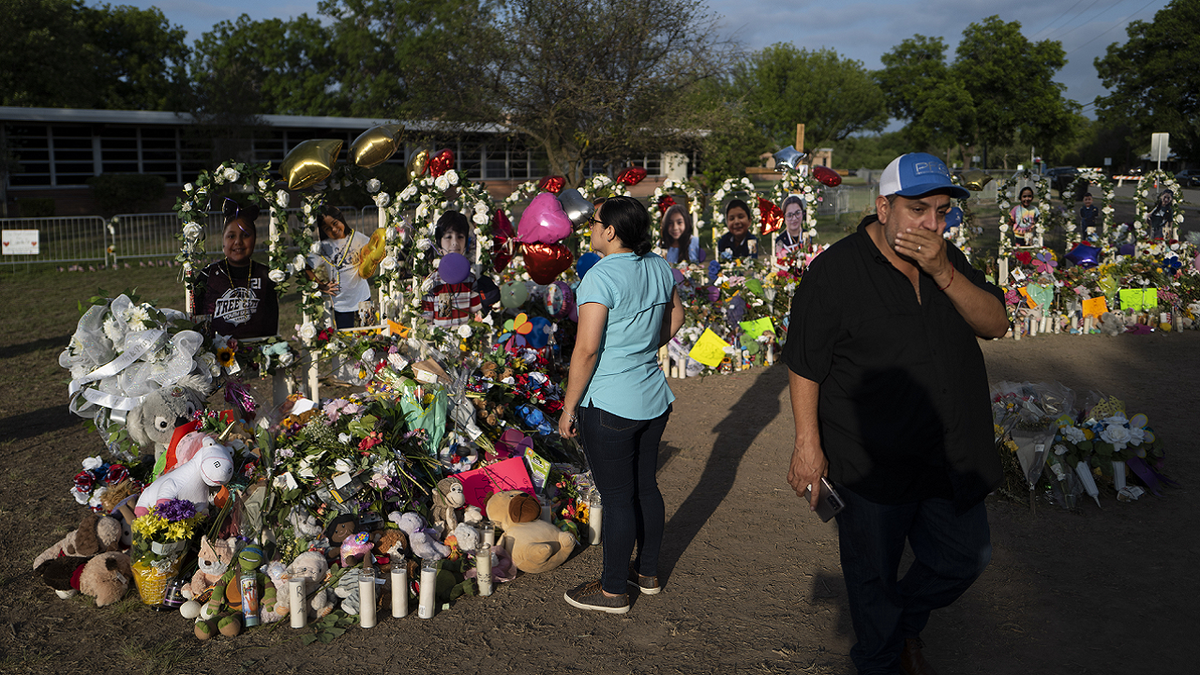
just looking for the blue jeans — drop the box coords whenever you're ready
[578,404,671,594]
[835,487,992,675]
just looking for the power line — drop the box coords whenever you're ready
[1031,0,1089,39]
[1066,0,1162,55]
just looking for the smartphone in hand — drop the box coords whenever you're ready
[803,477,845,522]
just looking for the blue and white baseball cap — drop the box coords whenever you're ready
[878,153,969,200]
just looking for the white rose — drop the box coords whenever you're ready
[380,256,397,271]
[435,175,450,191]
[338,433,352,444]
[298,323,317,341]
[276,190,290,207]
[457,324,473,338]
[367,178,381,193]
[310,241,322,254]
[1100,424,1132,451]
[224,167,240,183]
[182,222,203,241]
[81,455,104,471]
[334,458,355,474]
[183,183,193,192]
[258,180,269,191]
[293,254,306,269]
[374,193,391,208]
[200,352,219,377]
[416,204,429,218]
[269,269,286,283]
[447,170,459,186]
[474,202,488,215]
[473,212,489,225]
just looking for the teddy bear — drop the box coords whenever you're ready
[134,439,233,516]
[373,528,407,565]
[1098,311,1128,336]
[182,535,239,601]
[78,551,133,607]
[389,512,450,560]
[32,512,123,569]
[125,374,215,463]
[266,551,334,622]
[486,490,576,574]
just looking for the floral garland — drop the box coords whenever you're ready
[949,174,984,251]
[648,178,705,245]
[996,170,1052,258]
[1062,170,1116,246]
[1135,171,1186,241]
[500,180,543,221]
[768,169,822,241]
[292,193,327,332]
[576,173,630,202]
[708,176,762,253]
[174,161,291,292]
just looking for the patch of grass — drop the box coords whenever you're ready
[0,644,57,671]
[117,636,202,675]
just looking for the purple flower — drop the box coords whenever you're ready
[155,498,197,522]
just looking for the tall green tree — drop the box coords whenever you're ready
[1095,0,1200,161]
[734,44,887,150]
[876,36,976,158]
[86,3,191,110]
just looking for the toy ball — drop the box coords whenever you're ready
[500,281,529,309]
[438,252,471,285]
[576,251,601,278]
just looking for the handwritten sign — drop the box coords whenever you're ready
[688,328,730,368]
[739,317,775,341]
[1119,288,1158,311]
[1,230,39,255]
[454,457,535,509]
[1081,296,1108,319]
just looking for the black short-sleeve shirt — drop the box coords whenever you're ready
[782,216,1003,511]
[194,260,279,340]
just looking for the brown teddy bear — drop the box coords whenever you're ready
[485,490,576,574]
[38,552,134,606]
[32,513,123,569]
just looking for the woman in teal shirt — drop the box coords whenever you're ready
[559,196,685,614]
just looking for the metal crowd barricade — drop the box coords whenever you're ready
[0,215,108,269]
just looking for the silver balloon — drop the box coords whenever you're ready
[557,188,594,227]
[773,146,805,171]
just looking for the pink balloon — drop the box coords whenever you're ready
[518,192,573,244]
[439,252,471,284]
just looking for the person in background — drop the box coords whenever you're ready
[558,196,684,615]
[193,200,278,340]
[717,199,758,260]
[1009,187,1038,246]
[308,205,371,329]
[1079,193,1099,243]
[1148,190,1174,240]
[658,203,703,263]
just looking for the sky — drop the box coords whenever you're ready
[123,0,1171,121]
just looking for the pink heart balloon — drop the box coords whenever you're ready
[518,192,573,244]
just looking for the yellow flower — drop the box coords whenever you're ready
[217,347,236,368]
[132,514,166,538]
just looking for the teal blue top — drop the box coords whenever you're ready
[576,251,676,420]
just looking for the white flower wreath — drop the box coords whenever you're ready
[648,178,705,252]
[707,176,762,254]
[996,170,1052,258]
[1061,169,1117,247]
[501,180,543,221]
[577,173,630,202]
[1135,171,1186,241]
[768,169,823,242]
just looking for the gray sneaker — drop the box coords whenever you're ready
[628,565,661,595]
[564,580,630,614]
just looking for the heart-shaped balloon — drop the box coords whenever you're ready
[407,149,429,181]
[494,428,533,460]
[557,188,594,228]
[538,175,566,193]
[758,197,783,235]
[522,242,573,285]
[960,169,993,191]
[438,252,470,284]
[1026,283,1054,309]
[658,195,677,214]
[491,209,518,273]
[1065,243,1100,268]
[518,192,573,244]
[616,166,647,185]
[280,139,343,190]
[350,124,402,168]
[813,165,841,187]
[428,148,455,177]
[526,316,552,348]
[773,146,804,171]
[499,280,529,309]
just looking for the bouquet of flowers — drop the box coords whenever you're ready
[130,498,207,604]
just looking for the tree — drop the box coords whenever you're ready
[876,36,976,157]
[86,3,191,110]
[734,44,887,150]
[684,80,769,187]
[1095,0,1200,161]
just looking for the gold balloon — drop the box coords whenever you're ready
[350,124,403,169]
[961,169,993,192]
[407,149,430,182]
[357,227,388,279]
[280,139,343,190]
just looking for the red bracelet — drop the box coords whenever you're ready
[937,267,955,292]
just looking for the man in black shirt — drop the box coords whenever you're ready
[783,153,1008,675]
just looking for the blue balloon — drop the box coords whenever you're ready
[576,251,601,278]
[944,207,963,231]
[1065,243,1100,268]
[526,316,552,348]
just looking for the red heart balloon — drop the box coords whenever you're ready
[491,209,519,273]
[758,197,783,235]
[428,148,455,177]
[521,242,574,285]
[813,165,841,187]
[537,175,566,193]
[658,195,677,214]
[616,166,647,185]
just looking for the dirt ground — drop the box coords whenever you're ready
[2,279,1196,674]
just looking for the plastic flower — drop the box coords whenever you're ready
[1100,423,1133,451]
[217,347,236,369]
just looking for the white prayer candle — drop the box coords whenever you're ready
[477,547,493,597]
[1029,318,1037,337]
[588,499,603,546]
[359,570,376,629]
[418,560,437,619]
[391,566,408,618]
[1013,319,1021,340]
[289,578,307,629]
[480,520,496,547]
[539,495,552,522]
[1084,315,1094,333]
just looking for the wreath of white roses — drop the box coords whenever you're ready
[996,170,1052,258]
[501,180,543,221]
[1135,171,1186,241]
[1061,169,1116,247]
[648,178,705,250]
[947,174,982,251]
[707,176,762,252]
[768,169,822,241]
[577,173,630,202]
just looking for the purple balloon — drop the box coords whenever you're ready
[438,252,471,284]
[707,286,720,302]
[1117,243,1135,256]
[1065,243,1100,269]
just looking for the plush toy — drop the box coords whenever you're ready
[196,545,276,640]
[125,374,215,462]
[334,566,370,615]
[182,535,239,601]
[339,532,374,568]
[268,551,333,622]
[373,529,407,564]
[288,507,323,540]
[389,512,450,560]
[323,514,359,567]
[78,551,133,607]
[486,490,576,574]
[431,476,466,535]
[1098,311,1128,336]
[452,522,481,554]
[134,440,233,516]
[32,513,122,569]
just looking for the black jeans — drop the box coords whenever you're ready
[578,404,671,594]
[835,486,992,674]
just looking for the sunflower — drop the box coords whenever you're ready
[217,347,236,369]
